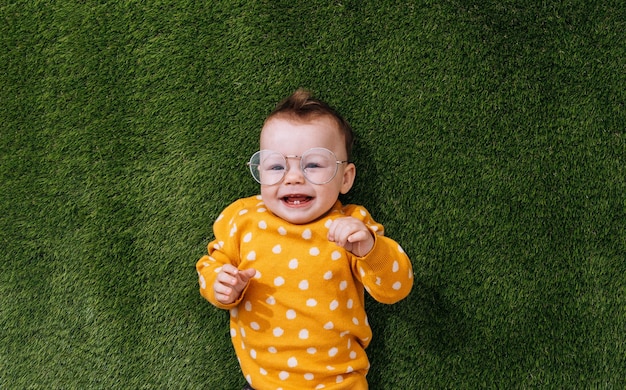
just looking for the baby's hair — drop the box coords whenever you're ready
[266,88,354,161]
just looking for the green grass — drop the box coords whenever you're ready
[2,0,625,388]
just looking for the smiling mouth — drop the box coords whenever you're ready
[283,195,313,206]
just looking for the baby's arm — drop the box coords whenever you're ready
[329,212,413,304]
[197,200,256,309]
[354,234,413,304]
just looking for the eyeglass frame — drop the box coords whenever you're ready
[247,147,350,185]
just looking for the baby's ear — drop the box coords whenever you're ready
[340,163,356,194]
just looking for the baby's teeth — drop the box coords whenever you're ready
[294,200,300,205]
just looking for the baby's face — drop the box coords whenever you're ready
[258,116,355,224]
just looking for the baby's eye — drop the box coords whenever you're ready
[268,164,286,171]
[304,162,322,169]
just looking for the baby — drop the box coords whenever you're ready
[197,89,413,389]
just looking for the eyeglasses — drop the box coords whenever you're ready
[247,147,349,185]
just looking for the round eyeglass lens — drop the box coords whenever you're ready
[248,150,286,185]
[300,148,339,184]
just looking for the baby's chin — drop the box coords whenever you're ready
[266,204,327,225]
[272,210,320,225]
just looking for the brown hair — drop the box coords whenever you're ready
[266,89,354,161]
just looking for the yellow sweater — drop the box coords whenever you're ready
[197,195,413,390]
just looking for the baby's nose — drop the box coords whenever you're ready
[283,162,305,184]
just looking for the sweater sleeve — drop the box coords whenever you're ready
[346,206,414,304]
[196,200,245,310]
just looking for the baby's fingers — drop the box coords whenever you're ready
[214,278,235,304]
[214,285,232,300]
[217,266,238,287]
[328,224,349,247]
[327,218,352,242]
[347,230,370,244]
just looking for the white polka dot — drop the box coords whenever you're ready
[230,224,237,237]
[243,232,252,242]
[245,301,252,311]
[325,219,332,228]
[392,281,402,290]
[286,310,296,320]
[273,327,284,337]
[268,346,277,353]
[346,299,353,309]
[274,277,285,286]
[199,275,206,289]
[288,259,298,269]
[336,375,344,383]
[302,229,312,239]
[278,227,287,235]
[324,321,334,330]
[246,251,256,261]
[371,225,379,232]
[307,347,317,354]
[330,300,339,310]
[240,327,246,338]
[257,207,266,213]
[258,220,267,229]
[239,209,249,216]
[359,267,365,277]
[230,328,236,337]
[250,322,260,330]
[273,244,282,254]
[331,251,341,260]
[250,349,257,359]
[346,366,354,373]
[375,277,382,285]
[260,367,268,375]
[350,351,357,359]
[306,298,317,307]
[323,271,333,280]
[254,270,261,279]
[359,209,366,216]
[309,247,320,256]
[216,214,224,222]
[288,357,298,367]
[299,280,309,290]
[279,371,289,380]
[304,373,314,380]
[329,347,338,357]
[266,296,276,305]
[352,317,359,325]
[398,244,405,253]
[339,281,348,291]
[392,260,399,272]
[299,329,309,339]
[230,307,238,317]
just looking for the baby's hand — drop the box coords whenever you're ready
[214,264,257,305]
[327,217,375,257]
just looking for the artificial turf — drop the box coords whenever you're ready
[1,1,625,388]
